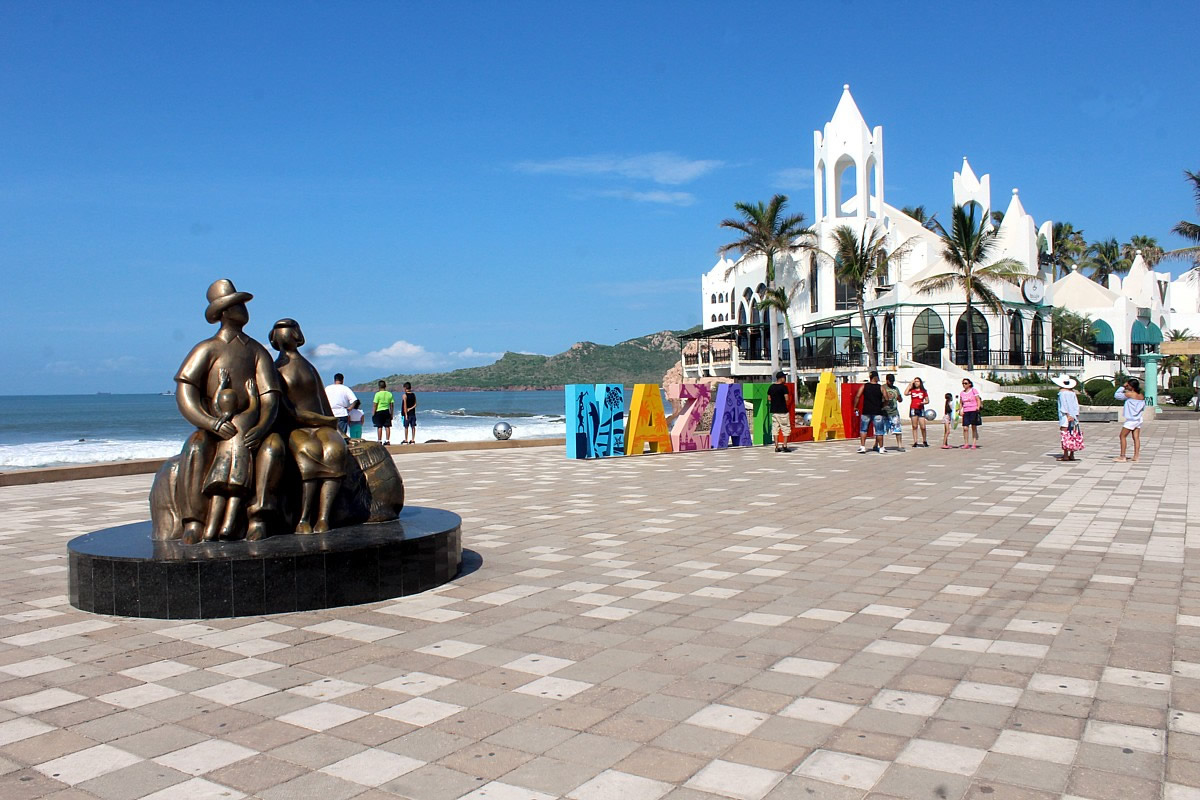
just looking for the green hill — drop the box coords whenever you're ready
[356,327,698,391]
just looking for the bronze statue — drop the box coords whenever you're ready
[149,279,405,545]
[172,280,287,542]
[269,318,349,534]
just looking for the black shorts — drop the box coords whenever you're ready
[962,410,983,427]
[372,409,392,428]
[403,411,416,427]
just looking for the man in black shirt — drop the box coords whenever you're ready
[854,371,887,454]
[766,372,792,453]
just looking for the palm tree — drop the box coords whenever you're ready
[757,283,802,388]
[1085,238,1131,285]
[1165,169,1200,273]
[1122,234,1164,267]
[1051,307,1096,350]
[822,224,914,371]
[718,195,812,376]
[1164,327,1196,379]
[914,202,1027,372]
[990,210,1005,229]
[1038,221,1087,279]
[900,205,938,231]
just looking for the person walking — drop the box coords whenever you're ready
[854,371,887,454]
[884,374,904,452]
[372,380,395,446]
[905,377,930,447]
[324,373,358,437]
[401,382,418,445]
[766,372,792,453]
[959,378,983,449]
[1113,377,1145,462]
[1052,374,1080,462]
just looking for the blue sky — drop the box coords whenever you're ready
[1,1,1197,394]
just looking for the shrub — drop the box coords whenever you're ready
[1022,398,1059,421]
[997,396,1030,416]
[979,399,1003,416]
[1090,386,1124,406]
[1084,377,1114,396]
[1168,386,1196,406]
[1035,388,1059,400]
[1169,374,1191,389]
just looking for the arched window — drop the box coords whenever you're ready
[868,317,879,358]
[834,155,857,218]
[809,255,819,313]
[710,314,717,322]
[955,308,989,367]
[1009,312,1025,365]
[711,294,717,304]
[1031,314,1045,364]
[884,312,895,356]
[912,309,945,366]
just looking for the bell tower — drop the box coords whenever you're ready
[813,85,884,223]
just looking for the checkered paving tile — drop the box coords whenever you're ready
[0,419,1197,798]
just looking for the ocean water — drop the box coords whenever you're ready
[0,391,565,471]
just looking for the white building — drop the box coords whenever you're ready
[685,86,1058,384]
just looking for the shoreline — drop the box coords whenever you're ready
[0,437,567,487]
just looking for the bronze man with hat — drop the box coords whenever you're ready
[171,279,287,542]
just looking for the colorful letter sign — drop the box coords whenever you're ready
[594,384,625,457]
[566,384,599,459]
[711,383,753,448]
[667,383,711,452]
[811,371,844,441]
[741,383,772,445]
[626,384,672,455]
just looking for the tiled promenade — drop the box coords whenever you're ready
[0,420,1197,800]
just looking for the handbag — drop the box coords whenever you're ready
[1061,420,1085,452]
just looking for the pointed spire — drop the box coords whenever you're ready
[958,157,978,184]
[1002,187,1027,223]
[830,84,870,136]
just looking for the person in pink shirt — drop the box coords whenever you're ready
[959,378,982,449]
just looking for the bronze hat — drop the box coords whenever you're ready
[204,279,254,324]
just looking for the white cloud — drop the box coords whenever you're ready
[515,152,723,185]
[773,167,814,190]
[451,347,503,360]
[596,189,696,206]
[357,340,441,370]
[309,342,357,359]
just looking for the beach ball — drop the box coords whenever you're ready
[924,409,937,421]
[802,412,813,426]
[493,422,513,440]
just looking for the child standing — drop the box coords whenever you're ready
[1114,378,1145,462]
[905,377,930,447]
[347,399,365,440]
[940,392,954,449]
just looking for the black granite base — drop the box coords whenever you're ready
[67,506,462,619]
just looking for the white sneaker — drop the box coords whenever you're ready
[857,446,867,453]
[879,447,888,454]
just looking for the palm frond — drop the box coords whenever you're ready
[912,272,962,294]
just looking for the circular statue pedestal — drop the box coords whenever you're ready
[67,506,462,619]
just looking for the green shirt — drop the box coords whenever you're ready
[373,390,394,413]
[883,386,900,416]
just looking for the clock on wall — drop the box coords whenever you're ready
[1022,277,1045,304]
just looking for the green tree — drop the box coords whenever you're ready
[914,202,1027,372]
[1121,234,1164,267]
[900,205,938,231]
[1038,221,1087,279]
[757,283,801,388]
[1084,238,1131,285]
[1051,307,1096,350]
[822,224,914,371]
[1165,169,1200,273]
[718,195,812,376]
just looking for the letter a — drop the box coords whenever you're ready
[626,384,673,455]
[811,371,844,440]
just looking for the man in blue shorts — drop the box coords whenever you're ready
[854,371,887,454]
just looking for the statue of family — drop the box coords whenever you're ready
[150,279,403,543]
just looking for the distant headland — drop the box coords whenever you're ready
[353,328,696,392]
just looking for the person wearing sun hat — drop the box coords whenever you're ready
[1052,374,1080,462]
